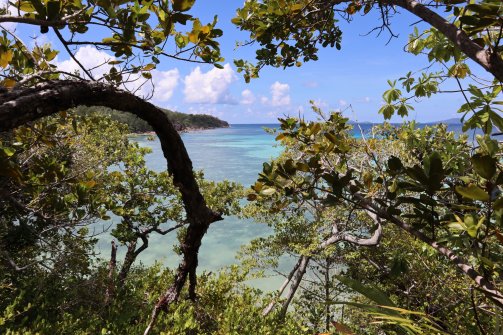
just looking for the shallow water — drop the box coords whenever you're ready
[94,125,285,289]
[94,123,466,290]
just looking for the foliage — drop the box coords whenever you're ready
[0,111,128,275]
[1,0,503,333]
[0,0,224,88]
[231,1,503,332]
[0,112,246,334]
[339,225,492,335]
[0,262,308,335]
[73,106,229,133]
[244,112,502,333]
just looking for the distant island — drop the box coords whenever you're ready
[74,106,229,133]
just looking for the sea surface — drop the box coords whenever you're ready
[95,123,467,289]
[95,124,284,286]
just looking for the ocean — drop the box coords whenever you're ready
[95,125,282,279]
[95,123,468,289]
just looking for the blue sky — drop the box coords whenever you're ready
[5,0,489,123]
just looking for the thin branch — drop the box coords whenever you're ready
[263,257,303,316]
[52,28,95,81]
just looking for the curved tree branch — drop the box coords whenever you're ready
[0,79,223,332]
[358,197,503,309]
[321,211,383,249]
[390,0,503,82]
[266,211,382,318]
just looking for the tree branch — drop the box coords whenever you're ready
[359,197,503,308]
[390,0,503,82]
[262,257,303,316]
[278,255,310,319]
[53,28,95,81]
[0,79,223,332]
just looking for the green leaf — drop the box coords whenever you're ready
[336,276,396,307]
[142,63,156,71]
[2,147,15,157]
[172,0,195,12]
[456,184,489,201]
[296,162,310,172]
[471,154,496,180]
[494,197,503,210]
[379,104,395,119]
[260,187,276,196]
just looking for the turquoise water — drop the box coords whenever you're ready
[141,124,283,185]
[95,123,468,289]
[96,125,284,287]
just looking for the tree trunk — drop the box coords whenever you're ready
[262,257,303,316]
[324,258,331,332]
[117,241,137,289]
[104,241,117,305]
[279,255,310,319]
[0,80,223,332]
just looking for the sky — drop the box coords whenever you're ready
[2,0,491,124]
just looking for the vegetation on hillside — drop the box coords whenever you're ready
[73,106,229,133]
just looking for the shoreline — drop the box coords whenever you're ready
[128,125,230,137]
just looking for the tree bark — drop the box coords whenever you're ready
[391,0,503,83]
[0,80,223,331]
[104,241,117,305]
[264,212,382,317]
[278,255,310,319]
[360,199,503,308]
[117,241,138,289]
[262,257,303,316]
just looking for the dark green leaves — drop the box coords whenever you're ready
[387,156,403,174]
[471,154,497,180]
[456,184,489,201]
[336,276,396,307]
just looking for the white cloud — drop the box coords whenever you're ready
[57,45,113,79]
[338,99,347,107]
[261,81,291,107]
[240,89,255,105]
[55,46,179,103]
[146,69,180,102]
[183,64,236,104]
[270,81,291,106]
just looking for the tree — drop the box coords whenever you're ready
[233,0,502,80]
[233,0,503,130]
[1,112,127,275]
[233,0,502,329]
[245,113,502,332]
[1,109,246,333]
[0,0,228,330]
